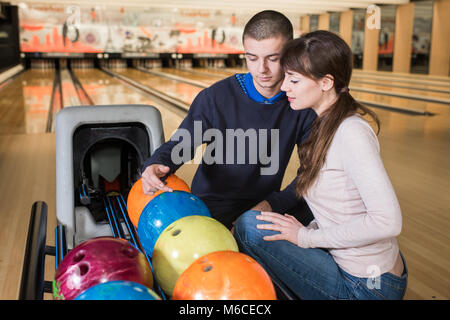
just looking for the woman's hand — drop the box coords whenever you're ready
[256,211,304,245]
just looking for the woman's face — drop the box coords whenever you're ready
[280,70,323,111]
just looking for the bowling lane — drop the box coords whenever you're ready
[354,69,450,84]
[372,106,450,300]
[199,67,450,98]
[112,68,203,106]
[181,67,236,79]
[0,132,56,299]
[351,75,450,94]
[74,68,186,142]
[60,69,81,107]
[350,90,447,114]
[0,69,55,135]
[153,67,221,86]
[349,79,450,98]
[159,67,450,114]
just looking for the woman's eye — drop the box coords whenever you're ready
[290,80,298,84]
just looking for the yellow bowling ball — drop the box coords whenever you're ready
[152,215,239,296]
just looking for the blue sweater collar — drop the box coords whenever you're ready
[244,73,285,104]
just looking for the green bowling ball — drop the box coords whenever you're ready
[152,215,239,296]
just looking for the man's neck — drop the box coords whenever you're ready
[253,79,283,99]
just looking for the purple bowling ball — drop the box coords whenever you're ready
[53,237,153,300]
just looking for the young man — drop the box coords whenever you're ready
[141,10,316,229]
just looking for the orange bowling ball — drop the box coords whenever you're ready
[127,174,190,228]
[172,251,277,300]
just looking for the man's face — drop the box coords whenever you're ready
[243,36,287,96]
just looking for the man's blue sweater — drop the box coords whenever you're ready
[143,74,316,228]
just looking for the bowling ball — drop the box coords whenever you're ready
[152,215,239,296]
[53,237,153,300]
[74,280,161,300]
[137,191,210,257]
[127,174,191,228]
[173,251,276,300]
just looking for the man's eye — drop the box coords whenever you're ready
[269,58,279,62]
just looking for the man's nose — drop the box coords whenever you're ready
[258,59,268,73]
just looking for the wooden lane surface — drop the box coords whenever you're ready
[182,68,450,114]
[350,76,450,92]
[350,91,446,114]
[351,74,450,90]
[198,67,450,95]
[0,133,56,299]
[353,69,450,83]
[155,67,220,86]
[112,68,203,106]
[59,69,81,107]
[0,69,54,135]
[223,67,450,85]
[349,79,450,96]
[176,65,450,100]
[378,111,450,300]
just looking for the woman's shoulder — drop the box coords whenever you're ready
[337,114,376,136]
[334,114,379,150]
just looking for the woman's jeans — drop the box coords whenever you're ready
[234,210,408,300]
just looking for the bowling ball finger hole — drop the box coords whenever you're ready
[172,229,181,236]
[73,251,85,263]
[203,265,213,272]
[78,263,89,276]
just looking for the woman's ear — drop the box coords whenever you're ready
[320,75,334,92]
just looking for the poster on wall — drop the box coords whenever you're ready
[19,4,251,54]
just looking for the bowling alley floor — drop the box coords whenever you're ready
[0,67,449,300]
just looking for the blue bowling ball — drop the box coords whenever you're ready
[74,281,161,300]
[137,191,211,257]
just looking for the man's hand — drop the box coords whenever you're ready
[141,164,173,195]
[231,201,273,235]
[250,200,272,212]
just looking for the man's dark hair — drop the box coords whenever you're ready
[243,10,293,43]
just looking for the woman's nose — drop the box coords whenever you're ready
[280,77,289,92]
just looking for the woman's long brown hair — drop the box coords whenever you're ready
[280,30,380,198]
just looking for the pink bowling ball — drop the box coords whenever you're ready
[52,237,153,300]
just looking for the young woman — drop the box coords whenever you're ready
[233,30,408,300]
